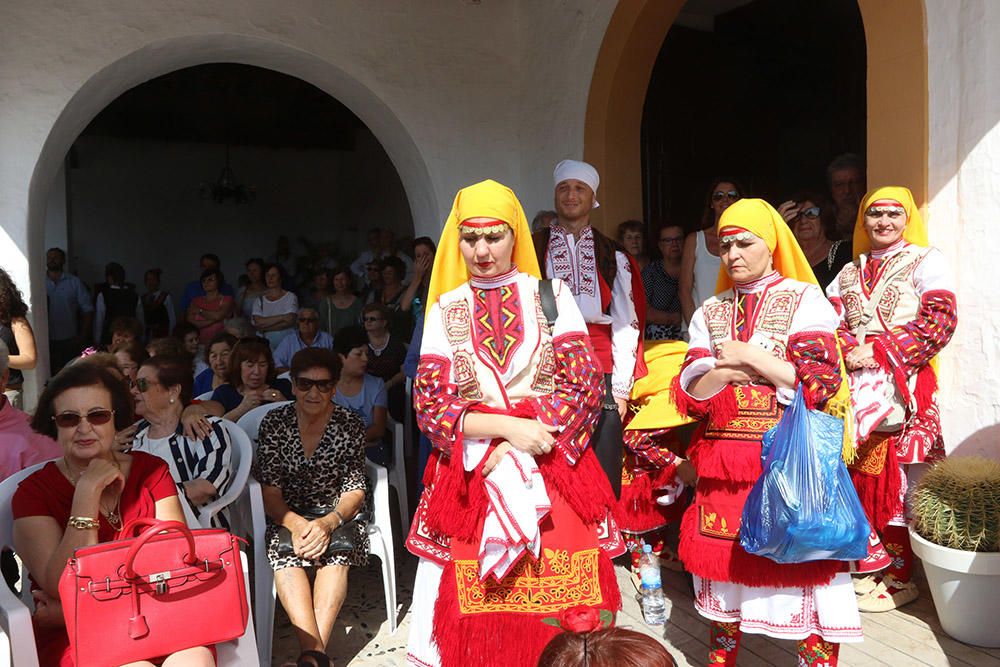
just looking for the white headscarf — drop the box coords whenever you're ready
[553,159,601,208]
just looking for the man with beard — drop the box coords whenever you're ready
[533,160,646,497]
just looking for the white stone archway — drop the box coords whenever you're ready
[20,33,438,397]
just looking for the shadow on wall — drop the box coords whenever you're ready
[950,424,1000,461]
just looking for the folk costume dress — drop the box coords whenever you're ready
[826,187,957,601]
[619,340,693,567]
[673,200,862,664]
[404,180,624,667]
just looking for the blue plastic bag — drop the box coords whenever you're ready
[739,387,869,563]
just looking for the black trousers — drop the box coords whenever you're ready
[591,374,624,499]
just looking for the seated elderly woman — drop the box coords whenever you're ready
[197,337,293,422]
[254,347,368,667]
[360,303,406,422]
[130,353,234,528]
[12,363,214,666]
[193,332,238,397]
[331,326,388,466]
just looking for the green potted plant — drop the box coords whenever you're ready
[910,456,1000,647]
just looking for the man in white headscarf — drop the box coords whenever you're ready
[532,159,646,497]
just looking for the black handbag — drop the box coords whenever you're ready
[275,505,371,559]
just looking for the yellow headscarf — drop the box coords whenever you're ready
[626,340,694,430]
[852,186,928,259]
[426,179,541,310]
[713,198,855,462]
[714,198,818,293]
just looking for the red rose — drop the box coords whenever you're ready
[558,606,602,633]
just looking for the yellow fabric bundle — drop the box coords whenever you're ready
[626,340,694,431]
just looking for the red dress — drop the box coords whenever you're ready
[11,452,178,667]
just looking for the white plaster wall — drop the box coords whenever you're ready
[0,0,618,397]
[66,132,412,302]
[926,0,1000,458]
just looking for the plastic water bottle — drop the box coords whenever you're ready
[639,544,667,625]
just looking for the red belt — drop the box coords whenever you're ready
[586,323,612,374]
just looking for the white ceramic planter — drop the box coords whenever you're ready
[909,527,1000,647]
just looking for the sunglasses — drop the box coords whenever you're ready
[712,190,740,202]
[294,377,335,393]
[796,206,821,219]
[362,316,384,322]
[134,377,160,392]
[659,236,684,244]
[52,409,115,429]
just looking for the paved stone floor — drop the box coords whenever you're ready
[270,553,1000,667]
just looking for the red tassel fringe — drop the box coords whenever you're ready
[849,444,902,533]
[432,552,621,667]
[913,366,937,414]
[423,453,488,543]
[678,505,840,588]
[618,464,685,533]
[538,449,620,526]
[688,439,763,485]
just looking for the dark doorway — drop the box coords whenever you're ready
[641,0,866,230]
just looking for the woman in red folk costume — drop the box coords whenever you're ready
[404,180,624,667]
[827,186,957,612]
[673,199,862,666]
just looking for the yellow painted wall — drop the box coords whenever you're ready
[585,0,928,234]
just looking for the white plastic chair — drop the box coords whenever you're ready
[235,401,289,666]
[186,420,253,530]
[386,416,409,536]
[0,462,259,667]
[277,371,291,382]
[194,390,215,401]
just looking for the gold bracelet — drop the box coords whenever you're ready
[68,516,99,530]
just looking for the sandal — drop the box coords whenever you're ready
[297,650,333,667]
[856,575,919,612]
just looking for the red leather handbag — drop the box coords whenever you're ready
[58,518,249,667]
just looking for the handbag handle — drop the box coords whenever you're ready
[119,517,161,538]
[124,520,198,579]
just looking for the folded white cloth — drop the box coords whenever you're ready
[479,448,551,581]
[656,476,686,506]
[849,368,894,441]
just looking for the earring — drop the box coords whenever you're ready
[169,398,175,404]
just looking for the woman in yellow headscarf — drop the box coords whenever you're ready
[672,198,862,666]
[404,180,624,667]
[827,186,957,613]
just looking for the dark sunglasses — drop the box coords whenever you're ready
[796,206,821,219]
[294,377,335,393]
[134,377,160,392]
[712,190,740,202]
[362,316,384,322]
[52,409,115,429]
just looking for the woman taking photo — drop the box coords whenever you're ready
[679,178,745,325]
[778,191,853,290]
[673,199,860,665]
[131,354,234,527]
[12,363,214,666]
[0,268,36,408]
[318,268,363,337]
[254,347,368,667]
[827,186,957,612]
[252,263,299,350]
[188,268,235,347]
[399,237,436,320]
[404,180,622,667]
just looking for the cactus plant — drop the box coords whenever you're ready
[912,456,1000,552]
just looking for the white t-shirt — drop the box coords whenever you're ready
[252,291,299,320]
